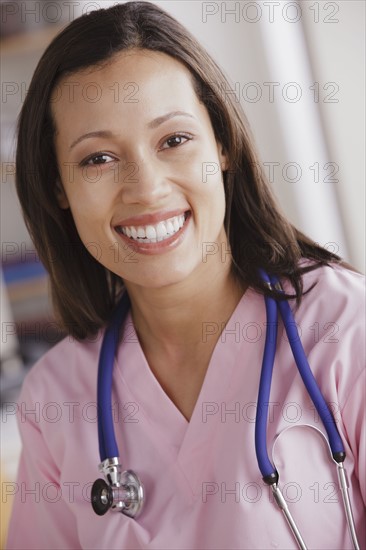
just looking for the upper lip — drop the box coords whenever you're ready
[114,209,189,227]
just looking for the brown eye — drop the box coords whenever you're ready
[160,133,192,150]
[79,152,117,167]
[85,154,112,165]
[167,136,185,147]
[92,155,109,164]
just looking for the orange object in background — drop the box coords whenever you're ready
[1,467,15,549]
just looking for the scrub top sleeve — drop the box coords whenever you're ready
[5,375,81,550]
[341,367,366,505]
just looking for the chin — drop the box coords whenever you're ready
[123,261,197,290]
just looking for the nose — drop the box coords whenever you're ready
[118,154,171,206]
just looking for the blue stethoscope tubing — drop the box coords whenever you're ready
[255,270,359,550]
[255,269,345,482]
[94,270,360,548]
[97,291,130,461]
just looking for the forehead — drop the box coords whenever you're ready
[51,49,201,131]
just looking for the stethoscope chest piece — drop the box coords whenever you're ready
[91,457,144,518]
[91,478,113,516]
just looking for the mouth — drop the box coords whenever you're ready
[115,211,191,244]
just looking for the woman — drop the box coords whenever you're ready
[6,2,365,549]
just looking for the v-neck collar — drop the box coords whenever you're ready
[115,288,265,490]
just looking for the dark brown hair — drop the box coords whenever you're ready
[16,1,342,339]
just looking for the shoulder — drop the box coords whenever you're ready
[18,328,105,404]
[303,262,365,332]
[292,261,365,326]
[301,260,365,297]
[288,262,365,397]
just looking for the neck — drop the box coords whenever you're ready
[123,259,246,358]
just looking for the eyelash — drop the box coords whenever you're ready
[160,132,193,150]
[79,132,193,167]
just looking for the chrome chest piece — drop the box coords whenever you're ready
[91,457,144,517]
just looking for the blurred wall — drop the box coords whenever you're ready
[302,0,365,271]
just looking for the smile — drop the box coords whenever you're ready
[115,212,190,243]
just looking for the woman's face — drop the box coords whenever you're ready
[52,49,229,289]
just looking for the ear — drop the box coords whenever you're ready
[55,180,70,209]
[217,142,229,172]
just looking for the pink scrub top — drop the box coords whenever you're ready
[6,263,366,549]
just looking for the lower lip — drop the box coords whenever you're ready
[114,212,191,256]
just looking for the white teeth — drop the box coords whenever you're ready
[146,225,157,239]
[156,222,168,239]
[166,220,174,234]
[118,213,187,243]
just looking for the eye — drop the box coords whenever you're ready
[160,133,193,151]
[80,152,116,167]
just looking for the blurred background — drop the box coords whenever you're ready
[0,0,364,545]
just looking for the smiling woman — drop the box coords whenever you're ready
[13,2,345,340]
[6,2,365,550]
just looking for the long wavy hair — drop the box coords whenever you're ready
[16,1,342,339]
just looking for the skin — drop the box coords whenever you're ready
[52,49,246,421]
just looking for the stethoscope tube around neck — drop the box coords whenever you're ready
[92,272,360,550]
[255,269,345,485]
[97,291,131,461]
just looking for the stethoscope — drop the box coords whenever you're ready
[91,270,360,550]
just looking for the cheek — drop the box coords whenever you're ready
[204,175,227,235]
[60,173,111,228]
[70,210,115,268]
[181,153,226,208]
[196,163,226,213]
[60,159,110,202]
[66,195,110,251]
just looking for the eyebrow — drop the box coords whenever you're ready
[147,110,195,129]
[69,130,113,151]
[69,111,195,151]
